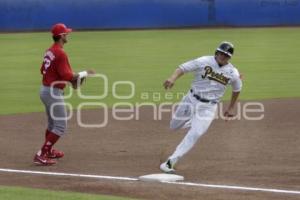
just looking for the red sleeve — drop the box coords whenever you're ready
[57,52,74,81]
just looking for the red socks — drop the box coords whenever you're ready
[40,130,60,156]
[45,129,50,139]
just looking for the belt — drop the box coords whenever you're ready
[190,89,217,104]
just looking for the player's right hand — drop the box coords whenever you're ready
[163,79,174,90]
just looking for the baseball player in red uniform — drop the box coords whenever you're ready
[33,23,95,165]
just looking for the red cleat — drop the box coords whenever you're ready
[47,149,64,159]
[34,154,56,165]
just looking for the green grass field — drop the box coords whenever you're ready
[0,186,134,200]
[0,27,299,115]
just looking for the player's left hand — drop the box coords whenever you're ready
[224,109,235,121]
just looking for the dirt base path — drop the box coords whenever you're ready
[0,98,299,199]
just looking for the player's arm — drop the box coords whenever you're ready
[224,91,240,118]
[163,58,199,90]
[57,53,95,88]
[70,69,96,81]
[224,72,242,120]
[163,68,184,90]
[58,67,95,89]
[70,69,95,89]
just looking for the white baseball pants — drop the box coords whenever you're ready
[168,92,217,164]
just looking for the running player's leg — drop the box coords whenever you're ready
[170,95,193,130]
[168,103,217,165]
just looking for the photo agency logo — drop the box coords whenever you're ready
[49,73,265,128]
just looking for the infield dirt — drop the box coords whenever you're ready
[0,98,299,200]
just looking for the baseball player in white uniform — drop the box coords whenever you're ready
[160,41,242,173]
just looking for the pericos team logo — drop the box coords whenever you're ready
[201,66,230,85]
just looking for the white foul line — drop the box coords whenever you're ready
[0,168,299,195]
[0,168,138,181]
[162,181,300,195]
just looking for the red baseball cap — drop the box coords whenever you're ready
[51,23,72,36]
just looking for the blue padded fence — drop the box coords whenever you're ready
[0,0,299,31]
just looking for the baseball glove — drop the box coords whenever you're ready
[71,77,86,89]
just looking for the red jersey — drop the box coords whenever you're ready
[40,43,73,89]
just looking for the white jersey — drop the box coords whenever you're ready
[179,55,242,101]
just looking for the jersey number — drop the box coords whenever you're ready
[43,58,51,74]
[44,57,51,69]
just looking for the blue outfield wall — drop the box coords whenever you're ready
[0,0,300,31]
